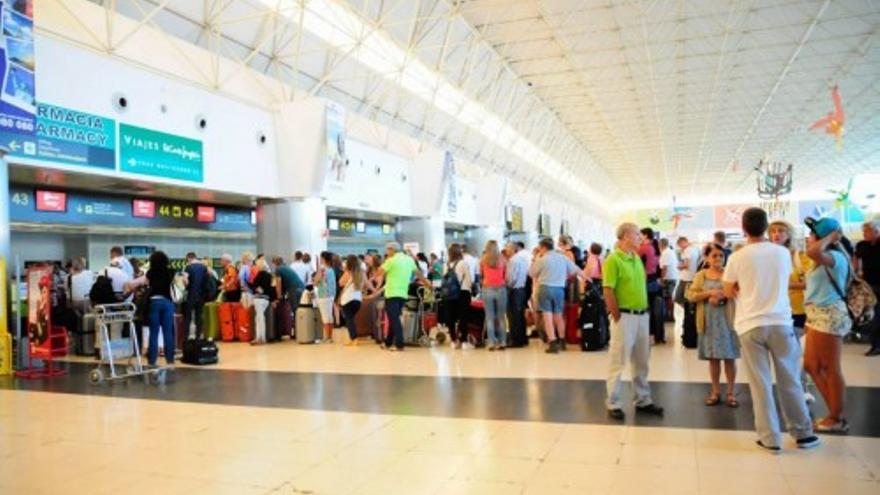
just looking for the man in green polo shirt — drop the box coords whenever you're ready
[374,242,431,351]
[603,222,664,420]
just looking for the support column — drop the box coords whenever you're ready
[467,224,506,254]
[257,197,327,260]
[397,217,446,257]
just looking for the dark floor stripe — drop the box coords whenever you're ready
[2,362,878,437]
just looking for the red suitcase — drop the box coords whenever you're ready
[564,302,580,345]
[236,305,253,342]
[218,302,238,342]
[422,312,438,333]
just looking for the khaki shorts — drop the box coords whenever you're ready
[805,300,852,337]
[316,297,335,325]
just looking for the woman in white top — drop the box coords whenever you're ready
[339,254,373,346]
[442,243,473,349]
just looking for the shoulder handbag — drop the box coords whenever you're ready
[824,252,877,326]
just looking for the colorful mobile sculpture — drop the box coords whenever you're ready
[755,160,793,200]
[809,85,845,150]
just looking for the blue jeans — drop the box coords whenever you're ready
[483,287,508,346]
[384,297,406,349]
[148,297,176,365]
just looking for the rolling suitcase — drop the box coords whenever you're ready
[564,302,580,345]
[275,300,293,339]
[579,290,607,351]
[218,302,237,342]
[80,313,98,357]
[296,305,320,343]
[203,302,220,341]
[465,303,485,347]
[174,313,185,350]
[402,308,419,345]
[422,311,438,334]
[649,292,666,343]
[261,300,278,342]
[354,299,376,337]
[182,338,219,365]
[236,305,253,343]
[681,302,698,349]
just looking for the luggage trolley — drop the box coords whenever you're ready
[89,303,169,385]
[415,286,444,347]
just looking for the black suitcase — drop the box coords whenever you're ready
[681,302,698,349]
[649,291,666,343]
[265,301,278,341]
[580,288,608,351]
[182,338,219,365]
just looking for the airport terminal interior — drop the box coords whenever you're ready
[1,0,880,494]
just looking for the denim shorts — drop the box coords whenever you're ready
[537,286,565,314]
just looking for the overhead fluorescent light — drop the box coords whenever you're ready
[257,0,601,206]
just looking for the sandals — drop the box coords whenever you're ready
[726,393,739,408]
[814,418,850,434]
[706,393,738,408]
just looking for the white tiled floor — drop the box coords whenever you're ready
[1,390,878,495]
[65,324,880,385]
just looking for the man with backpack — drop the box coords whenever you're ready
[183,252,209,339]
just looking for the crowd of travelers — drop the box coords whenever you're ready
[50,210,880,450]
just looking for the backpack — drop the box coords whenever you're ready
[570,246,584,269]
[89,270,117,305]
[440,261,462,301]
[825,255,877,327]
[203,273,219,302]
[171,273,187,304]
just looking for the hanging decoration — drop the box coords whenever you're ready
[809,85,845,150]
[828,178,866,223]
[755,159,793,200]
[669,196,692,231]
[829,178,854,210]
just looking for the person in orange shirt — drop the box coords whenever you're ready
[219,254,241,303]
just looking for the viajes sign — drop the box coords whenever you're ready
[119,123,203,182]
[10,103,116,169]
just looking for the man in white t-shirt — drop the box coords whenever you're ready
[658,238,679,321]
[673,237,701,305]
[722,207,819,453]
[463,247,479,293]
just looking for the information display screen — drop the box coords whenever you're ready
[327,217,396,239]
[9,185,254,233]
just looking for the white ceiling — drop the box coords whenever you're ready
[89,0,879,207]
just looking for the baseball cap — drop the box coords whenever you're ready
[804,216,840,239]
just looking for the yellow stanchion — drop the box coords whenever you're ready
[0,257,11,375]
